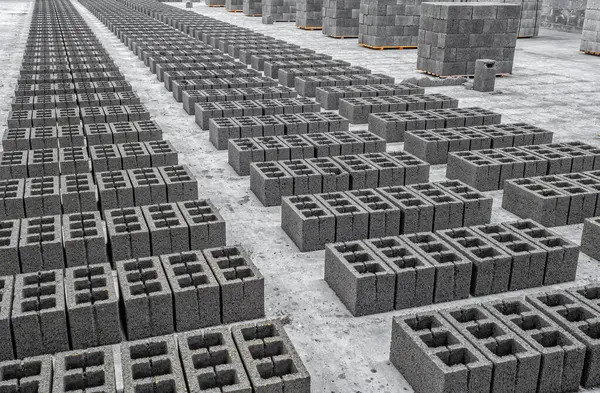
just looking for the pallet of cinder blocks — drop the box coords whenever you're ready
[262,0,297,21]
[226,0,244,11]
[244,0,263,15]
[358,0,418,48]
[369,107,503,142]
[448,141,600,191]
[389,286,600,393]
[250,151,430,206]
[325,218,579,315]
[405,123,554,164]
[0,319,310,393]
[417,2,520,76]
[296,0,324,28]
[503,170,600,226]
[581,0,600,54]
[322,0,361,37]
[228,130,386,175]
[281,179,494,251]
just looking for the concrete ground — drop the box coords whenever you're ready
[3,0,600,391]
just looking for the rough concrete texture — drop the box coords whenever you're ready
[4,0,594,390]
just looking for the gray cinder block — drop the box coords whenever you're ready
[581,217,600,258]
[485,297,586,393]
[142,202,189,255]
[116,257,174,340]
[106,207,150,263]
[441,305,541,393]
[62,211,108,267]
[158,164,199,202]
[19,215,64,272]
[0,179,25,220]
[347,188,401,237]
[53,346,117,393]
[121,335,187,393]
[363,236,434,309]
[232,319,310,393]
[12,270,69,358]
[24,176,61,217]
[65,264,121,349]
[0,355,52,391]
[0,276,14,360]
[324,241,395,315]
[96,170,135,212]
[316,191,369,242]
[160,251,221,331]
[390,311,493,393]
[0,220,20,275]
[204,246,265,324]
[60,173,97,213]
[473,59,497,92]
[281,194,336,251]
[250,161,293,206]
[178,327,252,392]
[177,199,227,250]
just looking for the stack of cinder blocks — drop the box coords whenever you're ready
[325,219,579,315]
[358,0,417,48]
[581,0,600,54]
[282,179,494,251]
[391,284,600,393]
[582,216,600,260]
[417,2,520,76]
[296,0,324,28]
[243,0,263,15]
[262,0,297,21]
[322,0,362,38]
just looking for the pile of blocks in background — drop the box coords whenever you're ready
[390,283,600,393]
[581,0,600,54]
[297,0,324,28]
[417,2,520,76]
[325,219,579,315]
[243,0,263,15]
[262,0,297,21]
[226,0,244,11]
[322,0,362,38]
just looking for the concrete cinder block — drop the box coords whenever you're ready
[0,179,25,220]
[158,164,199,202]
[96,170,134,212]
[177,199,227,250]
[116,257,174,340]
[347,188,401,237]
[249,161,293,206]
[178,327,252,393]
[0,276,14,360]
[53,346,116,393]
[204,246,265,323]
[121,335,187,393]
[12,270,69,358]
[232,319,310,393]
[324,241,395,315]
[62,211,108,268]
[0,355,52,391]
[160,251,221,331]
[24,176,61,217]
[65,264,121,349]
[19,215,64,272]
[60,173,97,213]
[316,191,369,242]
[281,195,336,251]
[142,202,189,256]
[390,311,493,393]
[106,207,150,263]
[0,220,20,276]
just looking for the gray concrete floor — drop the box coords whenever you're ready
[3,0,600,391]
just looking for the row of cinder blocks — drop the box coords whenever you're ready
[295,73,396,96]
[279,65,371,87]
[117,246,263,339]
[10,91,140,111]
[154,60,246,82]
[325,219,579,315]
[0,164,197,219]
[250,152,430,206]
[369,106,503,142]
[0,318,308,392]
[339,93,459,124]
[0,245,261,359]
[0,140,177,178]
[209,111,350,150]
[195,97,321,129]
[238,46,315,64]
[15,70,123,84]
[182,86,297,115]
[162,68,261,92]
[250,53,332,71]
[3,120,162,151]
[315,82,424,110]
[404,123,554,164]
[171,76,279,102]
[503,171,600,226]
[14,80,133,97]
[0,197,223,274]
[391,284,600,393]
[263,59,350,79]
[281,179,493,251]
[447,142,600,191]
[228,130,386,175]
[7,104,151,129]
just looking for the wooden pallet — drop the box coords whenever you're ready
[245,13,262,16]
[207,4,225,6]
[297,26,322,30]
[327,35,358,39]
[359,43,417,50]
[227,9,243,12]
[583,50,600,56]
[517,35,534,39]
[418,69,510,79]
